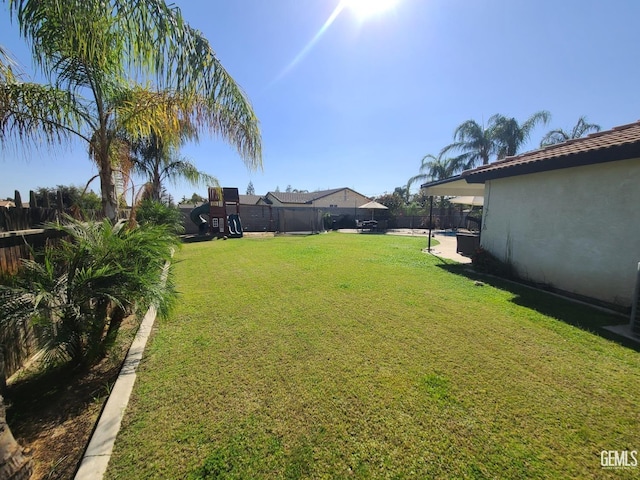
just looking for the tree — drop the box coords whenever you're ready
[393,185,411,204]
[540,116,601,147]
[129,130,217,203]
[0,395,32,480]
[191,193,206,204]
[407,153,463,192]
[3,0,262,221]
[246,181,255,195]
[374,192,404,216]
[34,184,101,210]
[441,119,498,168]
[491,111,551,158]
[441,111,550,167]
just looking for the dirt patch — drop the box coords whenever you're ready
[6,317,139,480]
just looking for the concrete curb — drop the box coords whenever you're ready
[74,261,169,479]
[74,304,158,479]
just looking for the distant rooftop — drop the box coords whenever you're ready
[266,188,354,204]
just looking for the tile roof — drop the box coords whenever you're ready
[238,194,263,205]
[463,120,640,182]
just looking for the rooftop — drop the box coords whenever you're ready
[463,120,640,183]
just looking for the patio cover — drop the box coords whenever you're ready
[358,200,388,220]
[421,175,484,252]
[449,195,484,206]
[421,175,484,197]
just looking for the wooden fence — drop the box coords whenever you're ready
[1,189,88,381]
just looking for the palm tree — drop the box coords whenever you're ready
[394,185,411,204]
[491,111,551,159]
[440,120,498,168]
[407,153,464,191]
[3,0,262,221]
[441,112,551,167]
[540,116,601,147]
[129,129,217,202]
[0,394,32,480]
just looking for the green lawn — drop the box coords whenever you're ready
[106,233,639,479]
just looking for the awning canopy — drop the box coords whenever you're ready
[358,200,388,210]
[420,175,485,197]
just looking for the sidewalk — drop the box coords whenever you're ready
[426,233,472,264]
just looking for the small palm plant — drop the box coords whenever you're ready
[133,198,186,235]
[0,217,179,368]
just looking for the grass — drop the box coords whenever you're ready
[106,233,639,479]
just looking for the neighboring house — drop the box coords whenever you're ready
[179,187,372,233]
[423,120,640,308]
[0,201,15,208]
[263,188,371,210]
[238,194,265,205]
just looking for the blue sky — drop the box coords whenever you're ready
[1,0,639,201]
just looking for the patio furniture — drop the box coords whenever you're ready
[357,220,378,232]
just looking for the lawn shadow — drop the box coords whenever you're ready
[180,234,217,243]
[435,262,640,352]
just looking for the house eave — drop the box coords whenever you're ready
[463,142,640,183]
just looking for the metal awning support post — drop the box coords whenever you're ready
[427,196,434,252]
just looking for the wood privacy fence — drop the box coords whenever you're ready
[0,189,93,381]
[0,229,69,381]
[1,189,73,275]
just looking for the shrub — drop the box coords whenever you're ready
[134,199,185,234]
[0,217,179,368]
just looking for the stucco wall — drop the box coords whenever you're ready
[312,189,370,209]
[480,157,640,307]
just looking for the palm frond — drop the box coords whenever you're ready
[0,81,85,148]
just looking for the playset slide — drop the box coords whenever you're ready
[227,214,243,237]
[189,203,210,235]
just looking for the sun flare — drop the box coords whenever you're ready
[341,0,400,20]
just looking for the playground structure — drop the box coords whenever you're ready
[189,187,243,238]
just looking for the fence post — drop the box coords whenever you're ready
[56,190,64,212]
[14,190,22,208]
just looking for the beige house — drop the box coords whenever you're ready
[262,188,371,210]
[424,120,640,309]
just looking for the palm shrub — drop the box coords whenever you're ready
[134,198,186,234]
[0,217,179,368]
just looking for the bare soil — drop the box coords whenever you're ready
[6,318,138,480]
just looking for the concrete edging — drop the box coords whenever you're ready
[74,304,158,479]
[74,261,169,479]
